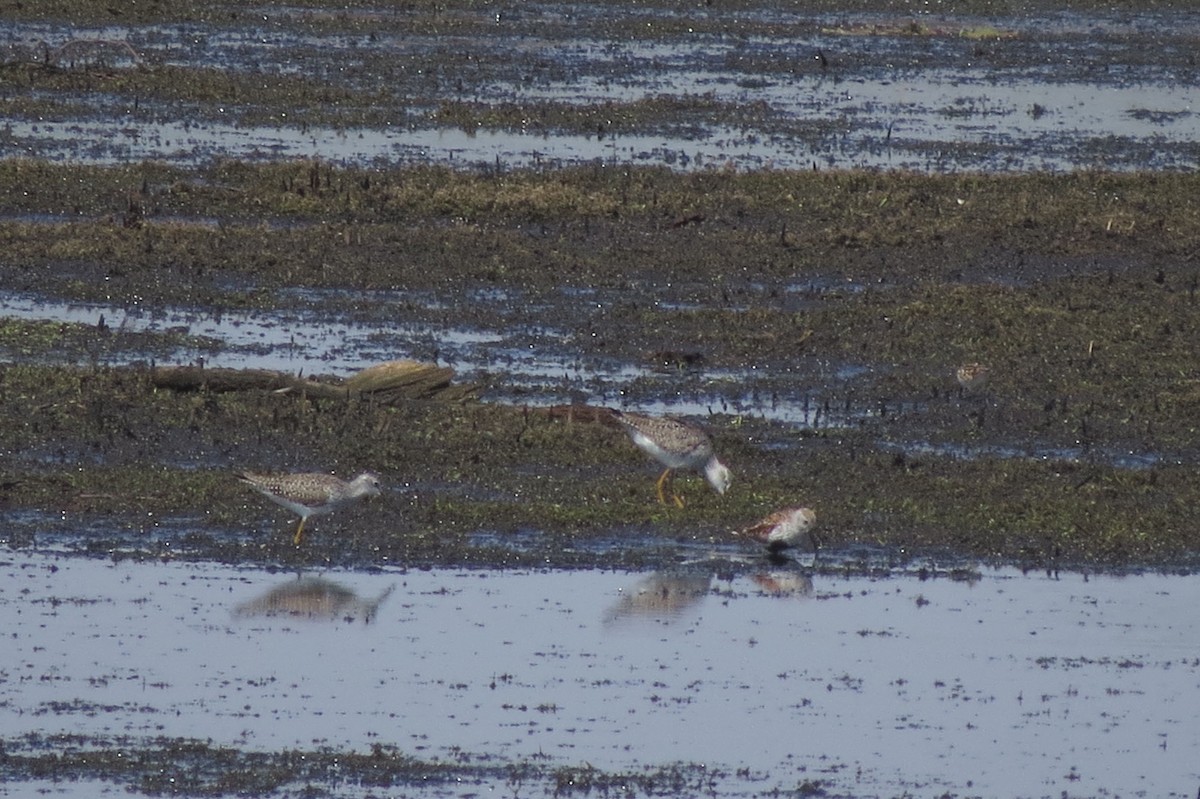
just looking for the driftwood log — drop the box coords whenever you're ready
[151,360,478,404]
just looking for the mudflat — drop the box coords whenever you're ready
[1,1,1199,572]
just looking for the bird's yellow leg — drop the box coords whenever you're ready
[655,469,673,505]
[655,469,685,507]
[293,518,307,546]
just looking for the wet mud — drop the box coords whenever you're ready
[1,166,1199,574]
[2,1,1200,797]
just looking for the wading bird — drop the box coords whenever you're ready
[613,410,732,507]
[239,471,381,545]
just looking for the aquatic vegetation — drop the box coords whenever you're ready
[0,317,221,362]
[0,68,1198,573]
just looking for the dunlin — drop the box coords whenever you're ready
[736,506,818,554]
[955,363,991,393]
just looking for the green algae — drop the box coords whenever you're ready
[0,61,399,129]
[2,163,1195,254]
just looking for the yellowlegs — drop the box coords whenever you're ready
[955,363,991,393]
[234,576,395,623]
[238,471,381,545]
[602,571,714,626]
[613,410,732,506]
[736,506,818,554]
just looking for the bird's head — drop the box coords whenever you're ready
[351,472,384,499]
[706,458,732,495]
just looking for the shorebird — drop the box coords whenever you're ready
[735,506,818,555]
[612,410,732,506]
[238,471,382,545]
[234,576,395,623]
[955,363,991,394]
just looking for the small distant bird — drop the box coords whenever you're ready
[736,506,818,555]
[613,410,732,506]
[238,471,382,545]
[955,363,991,393]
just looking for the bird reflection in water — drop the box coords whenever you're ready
[602,571,714,627]
[750,570,814,598]
[234,576,395,624]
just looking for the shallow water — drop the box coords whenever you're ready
[2,7,1197,172]
[1,549,1196,797]
[5,287,1187,470]
[0,288,861,427]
